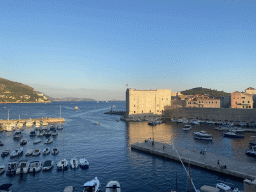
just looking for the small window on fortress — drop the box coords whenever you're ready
[142,110,143,113]
[216,101,217,103]
[157,110,159,112]
[157,104,159,107]
[134,111,136,113]
[134,105,136,107]
[150,110,151,113]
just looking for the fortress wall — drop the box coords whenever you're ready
[163,107,256,122]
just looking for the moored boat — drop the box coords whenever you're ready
[6,162,17,176]
[29,161,42,173]
[32,149,41,156]
[43,147,51,155]
[245,146,256,157]
[0,141,3,146]
[16,159,29,174]
[42,160,53,171]
[0,165,5,174]
[30,130,36,136]
[105,181,121,192]
[70,157,79,169]
[51,129,58,136]
[183,125,191,131]
[83,177,100,192]
[0,183,13,192]
[10,147,23,158]
[52,147,59,155]
[44,137,53,144]
[79,157,89,169]
[57,159,69,170]
[194,131,213,141]
[223,132,244,138]
[20,139,28,146]
[33,139,41,144]
[216,183,239,192]
[1,150,10,157]
[44,130,52,137]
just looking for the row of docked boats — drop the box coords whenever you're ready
[0,158,90,176]
[57,157,89,170]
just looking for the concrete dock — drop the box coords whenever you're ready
[0,117,65,125]
[131,141,256,180]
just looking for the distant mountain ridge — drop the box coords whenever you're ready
[0,77,50,103]
[52,97,95,101]
[181,87,230,96]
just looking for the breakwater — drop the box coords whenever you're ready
[104,110,125,115]
[0,117,65,125]
[131,141,256,180]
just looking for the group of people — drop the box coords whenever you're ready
[217,160,227,169]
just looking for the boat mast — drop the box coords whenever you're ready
[60,105,61,119]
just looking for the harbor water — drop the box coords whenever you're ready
[0,101,253,191]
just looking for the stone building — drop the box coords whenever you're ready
[245,87,256,108]
[231,91,253,109]
[186,94,225,108]
[125,88,171,118]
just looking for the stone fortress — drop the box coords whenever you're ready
[124,87,256,122]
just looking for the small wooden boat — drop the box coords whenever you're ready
[94,122,100,125]
[33,139,41,144]
[44,137,53,144]
[70,158,79,169]
[32,149,41,156]
[52,147,59,155]
[43,147,51,155]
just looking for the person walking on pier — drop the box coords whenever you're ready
[217,160,220,167]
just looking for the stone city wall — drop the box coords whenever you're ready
[163,107,256,122]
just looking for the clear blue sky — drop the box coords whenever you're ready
[1,0,255,100]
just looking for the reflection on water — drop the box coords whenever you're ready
[127,121,256,162]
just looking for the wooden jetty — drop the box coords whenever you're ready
[131,141,256,180]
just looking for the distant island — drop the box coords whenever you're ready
[181,87,230,97]
[0,77,50,103]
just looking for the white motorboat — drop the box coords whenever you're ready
[249,136,256,145]
[16,159,29,174]
[17,122,24,128]
[42,121,48,127]
[26,121,34,127]
[43,147,51,155]
[216,183,239,192]
[6,162,17,175]
[52,147,59,155]
[70,158,79,169]
[183,125,192,131]
[176,118,183,123]
[83,177,100,192]
[194,131,213,141]
[25,149,33,156]
[105,181,121,192]
[245,146,256,157]
[10,147,23,158]
[57,125,63,130]
[44,137,53,144]
[32,149,41,156]
[191,120,200,125]
[79,157,89,168]
[5,124,14,132]
[35,121,41,127]
[57,159,69,170]
[171,118,177,123]
[223,132,244,138]
[29,161,42,173]
[42,160,53,171]
[33,139,41,144]
[0,165,5,174]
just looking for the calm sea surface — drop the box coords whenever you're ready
[0,101,254,192]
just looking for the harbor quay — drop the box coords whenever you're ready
[0,117,65,128]
[131,141,256,189]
